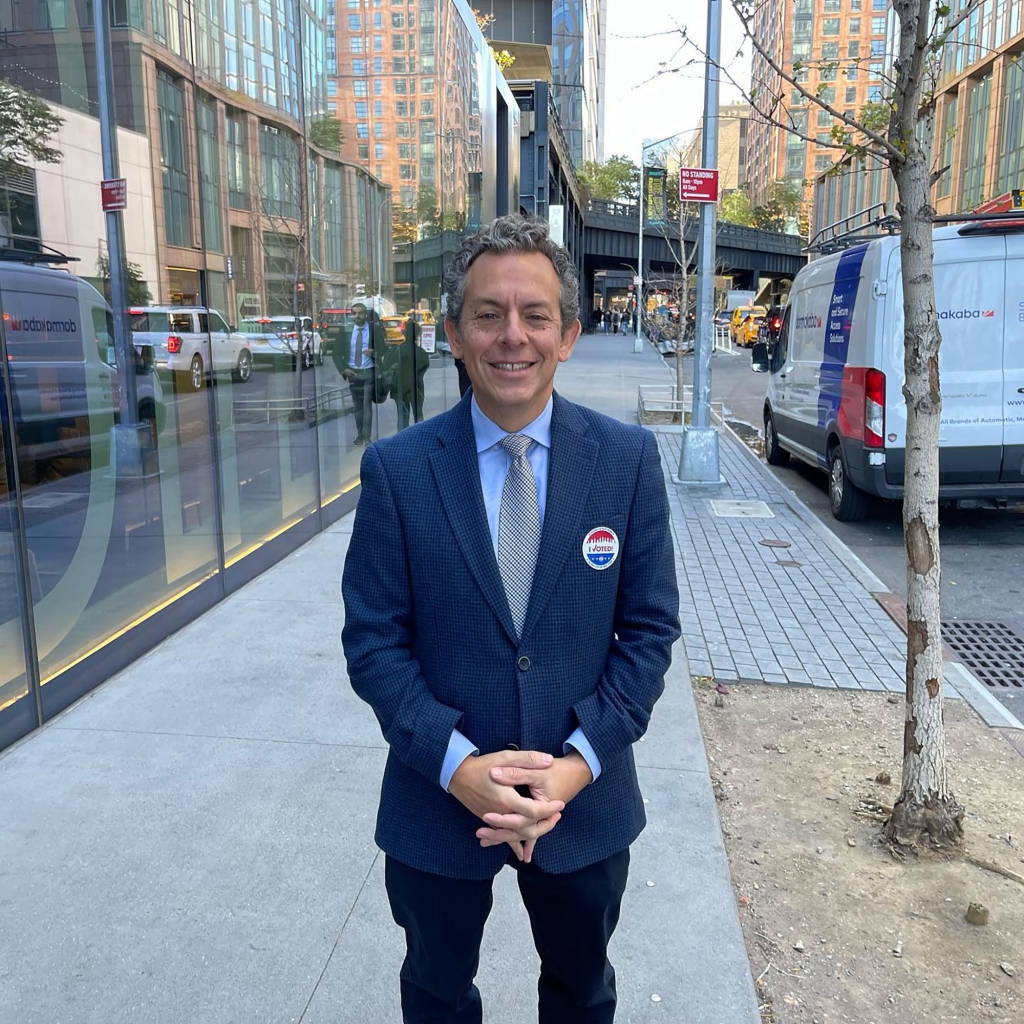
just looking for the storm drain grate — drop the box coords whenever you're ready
[941,621,1024,689]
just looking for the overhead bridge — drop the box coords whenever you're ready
[582,200,807,301]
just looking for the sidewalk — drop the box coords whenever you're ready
[0,332,760,1024]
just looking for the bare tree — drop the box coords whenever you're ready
[666,0,991,851]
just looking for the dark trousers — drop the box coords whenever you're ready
[384,848,629,1024]
[349,372,374,440]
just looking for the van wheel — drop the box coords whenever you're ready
[316,346,324,366]
[828,445,869,522]
[233,349,253,383]
[764,410,790,467]
[188,354,204,391]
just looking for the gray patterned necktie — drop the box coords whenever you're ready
[497,433,541,638]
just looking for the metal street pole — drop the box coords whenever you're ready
[678,0,723,484]
[95,0,147,476]
[634,144,645,353]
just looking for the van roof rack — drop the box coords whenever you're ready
[0,243,79,266]
[805,203,900,255]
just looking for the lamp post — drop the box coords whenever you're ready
[635,128,691,355]
[678,0,723,484]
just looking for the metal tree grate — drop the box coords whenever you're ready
[710,500,774,519]
[941,621,1024,690]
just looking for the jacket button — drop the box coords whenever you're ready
[517,656,531,671]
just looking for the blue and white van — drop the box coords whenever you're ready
[752,219,1024,520]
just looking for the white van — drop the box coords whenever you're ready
[0,261,165,473]
[752,218,1024,520]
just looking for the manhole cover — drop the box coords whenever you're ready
[942,621,1024,689]
[760,538,792,549]
[710,500,774,519]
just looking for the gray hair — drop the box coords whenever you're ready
[443,214,580,331]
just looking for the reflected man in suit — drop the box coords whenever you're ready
[342,215,680,1023]
[331,301,384,446]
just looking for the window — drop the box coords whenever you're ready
[420,99,433,116]
[846,86,858,103]
[824,0,839,10]
[791,91,806,105]
[355,101,368,118]
[398,143,414,159]
[259,125,300,220]
[392,34,405,49]
[846,67,859,79]
[348,13,359,29]
[374,57,383,73]
[375,143,384,159]
[823,18,840,33]
[353,58,366,74]
[421,77,434,93]
[350,37,363,51]
[873,0,886,8]
[358,144,369,159]
[849,18,860,34]
[871,15,886,33]
[818,110,833,127]
[399,164,413,179]
[395,78,407,93]
[822,42,839,59]
[997,60,1024,195]
[397,121,411,137]
[395,100,408,116]
[937,96,957,198]
[226,112,250,211]
[391,11,403,26]
[870,59,883,78]
[392,57,406,72]
[157,72,190,248]
[870,39,885,55]
[374,100,383,116]
[816,155,833,171]
[962,75,991,205]
[328,80,338,96]
[373,11,382,26]
[357,122,369,138]
[374,122,384,137]
[374,79,383,94]
[848,40,860,58]
[820,64,837,82]
[851,0,861,8]
[373,34,383,50]
[793,41,811,60]
[819,85,836,103]
[868,85,883,101]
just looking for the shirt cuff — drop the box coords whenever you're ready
[440,729,480,791]
[564,727,602,782]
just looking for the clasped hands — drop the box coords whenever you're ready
[448,749,593,864]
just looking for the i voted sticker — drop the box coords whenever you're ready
[582,526,620,570]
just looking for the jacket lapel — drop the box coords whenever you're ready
[429,397,519,644]
[521,393,598,638]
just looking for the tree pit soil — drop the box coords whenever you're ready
[694,683,1024,1023]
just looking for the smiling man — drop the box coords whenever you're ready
[342,215,680,1024]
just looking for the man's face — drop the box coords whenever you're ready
[444,251,580,431]
[352,305,367,326]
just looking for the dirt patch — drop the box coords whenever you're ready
[694,683,1024,1023]
[727,418,766,460]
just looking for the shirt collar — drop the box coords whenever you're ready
[471,394,553,454]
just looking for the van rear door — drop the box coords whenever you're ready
[1001,232,1024,482]
[882,235,1005,484]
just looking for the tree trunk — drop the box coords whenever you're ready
[883,134,964,853]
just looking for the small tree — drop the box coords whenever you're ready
[308,116,344,154]
[669,0,992,852]
[96,254,152,307]
[577,154,640,205]
[0,78,63,182]
[472,9,517,73]
[720,188,755,227]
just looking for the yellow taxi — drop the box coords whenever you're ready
[380,315,406,344]
[729,305,767,347]
[404,309,437,328]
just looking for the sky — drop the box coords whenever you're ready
[603,0,752,163]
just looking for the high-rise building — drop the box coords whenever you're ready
[680,103,750,193]
[812,0,1024,235]
[470,0,605,169]
[747,0,893,208]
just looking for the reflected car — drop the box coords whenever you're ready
[380,315,406,344]
[130,306,253,390]
[260,315,324,368]
[237,318,297,367]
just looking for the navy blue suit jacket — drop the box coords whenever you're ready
[342,391,680,878]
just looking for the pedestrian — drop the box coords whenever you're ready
[331,301,385,445]
[342,213,680,1024]
[387,313,430,428]
[592,307,603,334]
[602,307,610,333]
[621,312,629,335]
[610,310,620,334]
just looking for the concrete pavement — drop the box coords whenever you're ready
[0,331,761,1024]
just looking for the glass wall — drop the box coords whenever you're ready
[0,0,520,751]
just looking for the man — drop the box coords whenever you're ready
[388,313,430,429]
[342,215,680,1023]
[331,302,384,445]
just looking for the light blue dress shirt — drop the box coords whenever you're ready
[439,395,603,791]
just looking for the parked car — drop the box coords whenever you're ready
[258,315,323,367]
[714,308,730,327]
[729,305,767,346]
[739,312,765,347]
[0,261,165,470]
[380,315,406,344]
[317,308,355,357]
[750,215,1024,521]
[130,306,252,390]
[238,317,298,367]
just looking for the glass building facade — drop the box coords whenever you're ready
[0,0,519,752]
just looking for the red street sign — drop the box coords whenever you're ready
[101,178,127,212]
[679,167,719,203]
